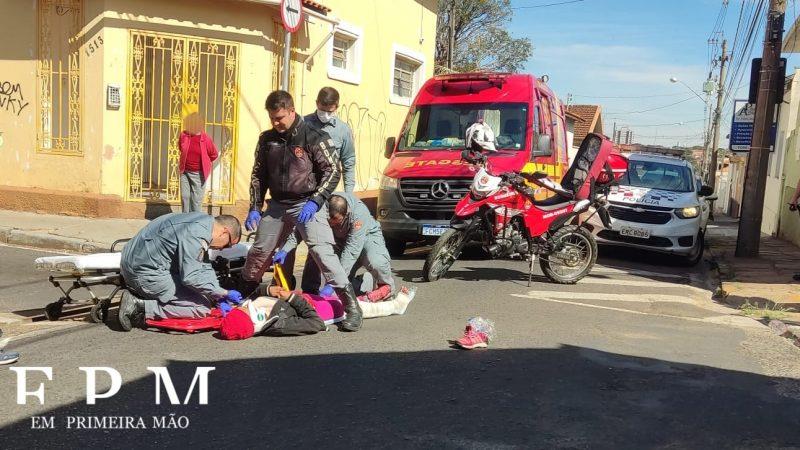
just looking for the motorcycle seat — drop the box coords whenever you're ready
[532,194,573,210]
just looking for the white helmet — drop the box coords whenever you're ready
[465,122,497,152]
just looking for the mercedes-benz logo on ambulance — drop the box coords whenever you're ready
[430,181,450,199]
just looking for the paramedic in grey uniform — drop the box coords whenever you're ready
[117,212,243,331]
[242,90,363,332]
[307,87,356,192]
[283,192,395,295]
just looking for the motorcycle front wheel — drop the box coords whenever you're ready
[423,228,469,282]
[540,225,598,284]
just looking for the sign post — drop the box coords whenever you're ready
[280,0,303,91]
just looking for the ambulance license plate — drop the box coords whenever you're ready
[619,226,651,239]
[422,225,449,236]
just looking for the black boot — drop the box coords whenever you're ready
[118,291,145,331]
[335,284,363,332]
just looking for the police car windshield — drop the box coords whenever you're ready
[621,160,694,192]
[398,103,528,151]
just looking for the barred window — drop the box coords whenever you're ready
[37,0,82,155]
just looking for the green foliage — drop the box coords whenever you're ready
[435,0,533,74]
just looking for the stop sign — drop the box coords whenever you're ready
[281,0,303,33]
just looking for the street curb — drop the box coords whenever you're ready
[0,227,109,254]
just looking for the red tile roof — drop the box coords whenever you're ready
[303,0,330,13]
[567,104,603,147]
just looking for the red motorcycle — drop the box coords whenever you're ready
[423,133,618,284]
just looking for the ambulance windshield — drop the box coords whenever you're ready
[398,103,528,151]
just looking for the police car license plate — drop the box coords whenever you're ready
[422,225,449,236]
[619,226,651,239]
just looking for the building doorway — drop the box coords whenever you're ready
[126,32,239,205]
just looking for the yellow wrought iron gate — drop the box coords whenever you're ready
[126,32,239,204]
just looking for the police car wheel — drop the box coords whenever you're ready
[682,231,704,266]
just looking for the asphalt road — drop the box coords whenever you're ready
[1,243,800,448]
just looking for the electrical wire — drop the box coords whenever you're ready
[511,0,585,9]
[570,92,688,99]
[605,96,697,116]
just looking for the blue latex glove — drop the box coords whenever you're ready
[218,301,233,317]
[272,250,288,265]
[297,201,319,224]
[245,210,262,232]
[319,284,335,297]
[225,290,243,305]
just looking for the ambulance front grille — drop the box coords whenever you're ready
[399,178,472,207]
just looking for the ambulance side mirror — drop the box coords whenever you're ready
[384,137,396,159]
[699,185,714,197]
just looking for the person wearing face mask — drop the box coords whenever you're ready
[117,213,243,331]
[306,87,356,193]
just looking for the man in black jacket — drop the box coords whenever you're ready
[241,90,363,332]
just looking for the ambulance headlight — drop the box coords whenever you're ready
[675,206,699,219]
[379,175,398,190]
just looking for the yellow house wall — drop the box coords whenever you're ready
[0,0,437,211]
[0,0,106,194]
[296,0,437,192]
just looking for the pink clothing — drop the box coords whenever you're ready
[179,131,218,181]
[302,293,344,323]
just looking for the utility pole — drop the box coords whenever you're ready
[707,39,728,190]
[447,5,455,70]
[736,0,786,257]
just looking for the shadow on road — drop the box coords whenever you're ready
[3,345,799,448]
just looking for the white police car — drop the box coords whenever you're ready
[593,153,715,265]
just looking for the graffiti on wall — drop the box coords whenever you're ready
[0,81,29,116]
[338,102,388,190]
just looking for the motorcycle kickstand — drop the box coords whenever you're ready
[527,253,536,287]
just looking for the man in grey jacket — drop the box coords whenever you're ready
[117,212,243,331]
[306,87,356,192]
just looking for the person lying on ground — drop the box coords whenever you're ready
[218,284,416,341]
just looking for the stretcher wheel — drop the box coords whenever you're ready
[44,301,64,321]
[89,301,108,324]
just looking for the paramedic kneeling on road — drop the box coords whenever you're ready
[242,90,363,332]
[279,193,395,300]
[117,212,243,331]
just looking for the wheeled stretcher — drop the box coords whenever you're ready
[34,239,253,324]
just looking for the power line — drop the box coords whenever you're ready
[511,0,585,9]
[606,96,697,116]
[627,118,707,127]
[570,92,687,99]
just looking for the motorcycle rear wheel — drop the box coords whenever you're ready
[540,225,598,284]
[423,229,468,282]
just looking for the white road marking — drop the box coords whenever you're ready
[592,266,687,279]
[581,276,710,294]
[516,290,698,305]
[510,295,762,329]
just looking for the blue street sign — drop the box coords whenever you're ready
[729,99,777,152]
[730,100,754,152]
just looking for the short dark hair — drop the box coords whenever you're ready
[215,215,242,242]
[328,195,348,217]
[265,90,294,111]
[316,87,340,107]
